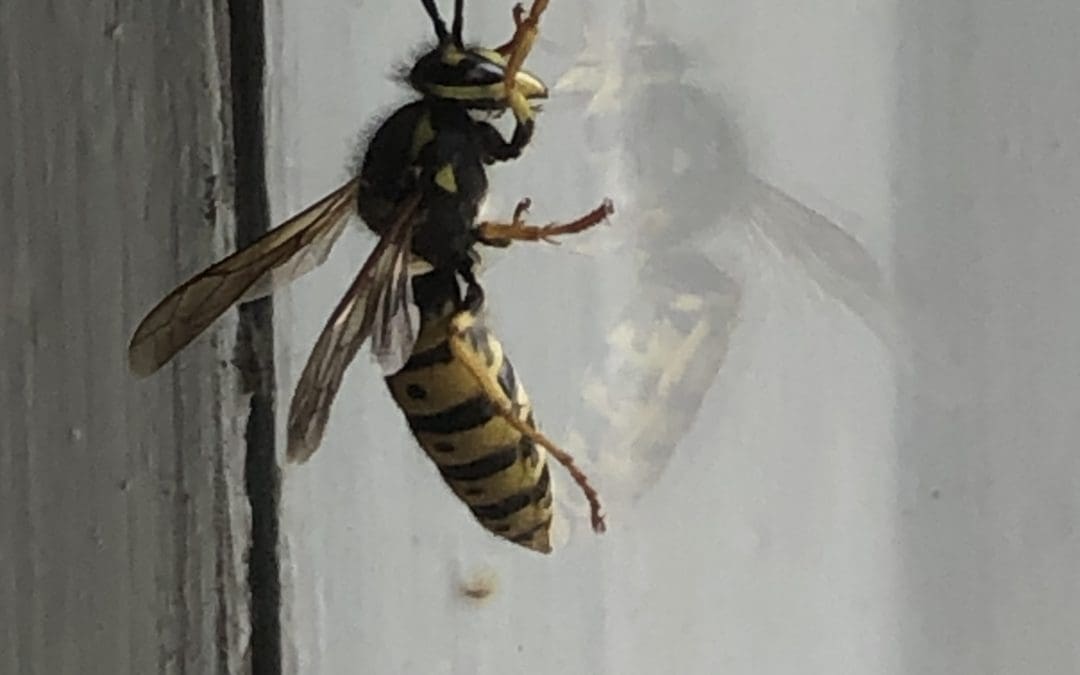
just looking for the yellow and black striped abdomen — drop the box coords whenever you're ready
[386,311,554,553]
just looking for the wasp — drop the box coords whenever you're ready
[128,0,610,553]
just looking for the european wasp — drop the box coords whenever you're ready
[129,0,611,553]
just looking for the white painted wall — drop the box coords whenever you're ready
[268,1,1080,674]
[894,2,1080,673]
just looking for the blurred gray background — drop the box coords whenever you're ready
[4,0,1078,673]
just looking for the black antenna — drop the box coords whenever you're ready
[451,0,465,46]
[422,0,449,42]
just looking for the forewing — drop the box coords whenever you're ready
[286,193,422,463]
[741,176,907,362]
[370,237,420,374]
[128,179,360,376]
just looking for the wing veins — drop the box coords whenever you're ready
[286,192,423,463]
[128,179,359,376]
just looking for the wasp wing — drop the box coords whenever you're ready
[286,193,422,463]
[128,179,360,376]
[740,176,908,365]
[370,234,420,375]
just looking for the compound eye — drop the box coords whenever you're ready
[462,59,504,86]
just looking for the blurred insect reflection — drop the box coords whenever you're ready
[552,1,902,526]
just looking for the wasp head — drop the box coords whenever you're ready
[410,0,548,110]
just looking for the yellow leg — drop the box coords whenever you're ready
[477,198,614,247]
[497,0,550,123]
[447,314,607,535]
[496,0,548,62]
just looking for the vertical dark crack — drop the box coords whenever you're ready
[228,0,281,672]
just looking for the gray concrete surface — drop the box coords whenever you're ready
[1,1,248,673]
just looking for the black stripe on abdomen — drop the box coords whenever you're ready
[469,465,551,522]
[510,516,553,546]
[438,444,519,481]
[407,395,493,434]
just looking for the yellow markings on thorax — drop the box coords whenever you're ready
[435,164,458,193]
[411,111,436,160]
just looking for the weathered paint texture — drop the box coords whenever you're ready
[1,1,249,673]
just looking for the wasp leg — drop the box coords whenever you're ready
[447,314,607,535]
[495,1,547,65]
[476,198,614,247]
[479,118,535,163]
[494,3,527,55]
[458,266,486,312]
[481,0,550,161]
[500,0,546,118]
